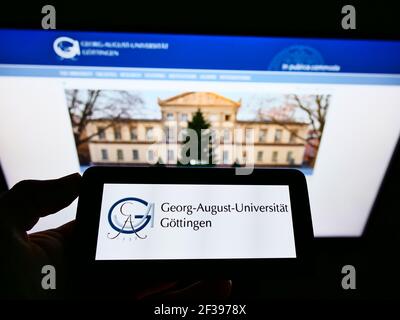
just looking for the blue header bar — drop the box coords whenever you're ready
[0,29,400,74]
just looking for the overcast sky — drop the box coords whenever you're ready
[68,89,312,122]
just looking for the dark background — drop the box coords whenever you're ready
[0,1,399,300]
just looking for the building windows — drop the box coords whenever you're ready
[180,113,188,122]
[223,150,229,164]
[132,149,139,160]
[209,113,218,122]
[245,128,254,143]
[130,127,138,141]
[223,128,231,143]
[289,130,297,143]
[98,127,106,140]
[272,151,278,162]
[209,129,217,144]
[274,129,282,142]
[117,149,124,161]
[257,151,263,162]
[287,151,294,164]
[167,149,174,161]
[101,149,108,160]
[166,113,174,120]
[165,126,176,142]
[146,127,154,141]
[147,149,155,162]
[224,114,231,121]
[259,129,267,143]
[114,127,122,140]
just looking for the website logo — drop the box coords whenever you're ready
[53,36,81,59]
[269,45,324,71]
[107,197,154,240]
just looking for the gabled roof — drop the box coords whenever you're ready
[158,92,241,108]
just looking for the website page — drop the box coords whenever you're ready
[0,30,399,236]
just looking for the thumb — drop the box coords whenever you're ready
[0,173,81,232]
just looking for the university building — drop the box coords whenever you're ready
[84,92,309,166]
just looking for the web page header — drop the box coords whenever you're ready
[1,29,400,74]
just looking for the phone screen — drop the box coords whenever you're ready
[95,184,296,260]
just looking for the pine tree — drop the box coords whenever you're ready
[180,109,216,166]
[208,130,218,166]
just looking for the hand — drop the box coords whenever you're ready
[0,173,232,300]
[0,173,81,298]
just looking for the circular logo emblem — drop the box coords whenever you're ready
[269,45,324,71]
[107,197,154,239]
[53,36,81,59]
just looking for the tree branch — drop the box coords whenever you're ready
[269,117,319,149]
[293,94,318,134]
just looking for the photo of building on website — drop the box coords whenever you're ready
[66,89,330,175]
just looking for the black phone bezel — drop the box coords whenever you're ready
[75,166,314,278]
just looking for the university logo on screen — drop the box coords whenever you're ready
[107,197,155,240]
[53,36,81,60]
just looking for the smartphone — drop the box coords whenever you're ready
[75,167,313,277]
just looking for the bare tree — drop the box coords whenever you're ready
[291,94,330,146]
[66,89,144,147]
[258,94,331,166]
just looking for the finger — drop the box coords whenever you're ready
[53,220,76,240]
[29,220,77,246]
[29,220,77,254]
[1,173,81,232]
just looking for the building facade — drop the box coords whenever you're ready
[84,92,309,166]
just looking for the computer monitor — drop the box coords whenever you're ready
[0,29,399,236]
